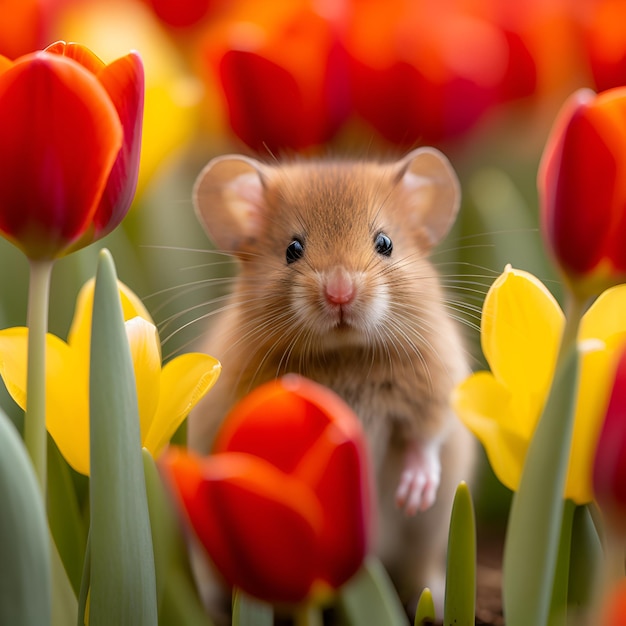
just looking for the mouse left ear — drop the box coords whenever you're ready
[397,147,461,247]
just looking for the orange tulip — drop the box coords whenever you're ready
[162,375,372,604]
[0,41,143,260]
[538,87,626,300]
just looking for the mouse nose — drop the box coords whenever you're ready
[324,266,355,305]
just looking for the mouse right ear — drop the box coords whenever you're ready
[193,155,266,252]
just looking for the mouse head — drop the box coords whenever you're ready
[193,149,460,349]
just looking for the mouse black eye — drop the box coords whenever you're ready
[286,239,304,264]
[374,232,393,257]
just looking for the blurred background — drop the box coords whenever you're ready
[0,0,622,530]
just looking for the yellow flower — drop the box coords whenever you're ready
[452,265,626,504]
[0,279,220,475]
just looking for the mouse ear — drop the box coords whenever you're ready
[193,155,266,252]
[397,147,460,247]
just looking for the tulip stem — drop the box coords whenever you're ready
[24,259,54,490]
[503,291,587,626]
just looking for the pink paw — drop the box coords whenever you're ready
[395,441,441,516]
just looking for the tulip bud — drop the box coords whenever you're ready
[162,375,372,605]
[0,42,143,260]
[538,87,626,301]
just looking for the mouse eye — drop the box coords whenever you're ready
[286,239,304,264]
[374,232,393,257]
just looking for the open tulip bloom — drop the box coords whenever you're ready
[162,375,372,607]
[0,278,221,475]
[452,265,626,504]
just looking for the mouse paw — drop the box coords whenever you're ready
[395,441,441,516]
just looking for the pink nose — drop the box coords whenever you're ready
[325,267,355,305]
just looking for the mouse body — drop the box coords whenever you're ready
[187,149,475,616]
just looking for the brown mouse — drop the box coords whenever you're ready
[187,148,475,617]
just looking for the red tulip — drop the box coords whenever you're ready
[593,343,626,530]
[344,1,509,145]
[0,41,144,260]
[201,2,348,152]
[538,87,626,300]
[162,375,372,604]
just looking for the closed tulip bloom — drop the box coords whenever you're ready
[0,41,143,260]
[162,375,372,604]
[538,87,626,300]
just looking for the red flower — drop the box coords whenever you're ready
[593,343,626,531]
[201,3,348,153]
[538,87,626,300]
[0,41,144,260]
[162,375,372,604]
[344,2,511,145]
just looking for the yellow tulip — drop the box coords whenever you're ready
[452,265,626,504]
[0,279,220,475]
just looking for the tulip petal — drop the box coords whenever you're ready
[0,52,123,259]
[0,327,29,409]
[481,266,563,395]
[143,352,221,458]
[45,41,105,75]
[214,378,333,471]
[0,327,91,475]
[75,52,145,247]
[125,317,161,443]
[296,429,369,588]
[452,372,527,492]
[163,449,322,603]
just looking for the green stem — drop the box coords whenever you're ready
[23,259,54,490]
[503,293,587,626]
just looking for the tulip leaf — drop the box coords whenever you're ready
[503,305,582,626]
[48,435,87,595]
[414,588,435,625]
[443,482,476,626]
[51,535,78,626]
[338,556,407,626]
[88,249,158,625]
[568,505,602,616]
[142,449,214,625]
[0,406,51,626]
[232,589,273,626]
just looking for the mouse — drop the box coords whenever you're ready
[186,148,476,619]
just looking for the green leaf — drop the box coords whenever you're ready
[142,450,213,626]
[87,248,158,626]
[443,482,476,626]
[232,589,273,626]
[568,504,602,618]
[503,302,583,626]
[414,588,435,625]
[48,435,87,596]
[0,406,51,626]
[51,534,78,626]
[338,557,408,626]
